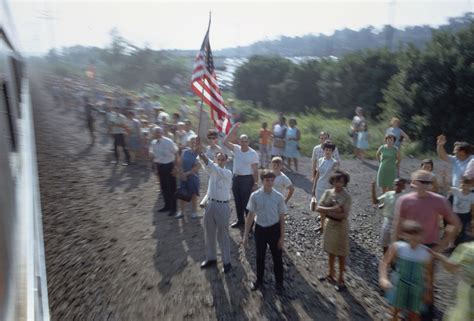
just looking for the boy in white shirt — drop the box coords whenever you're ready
[271,157,294,205]
[450,176,474,244]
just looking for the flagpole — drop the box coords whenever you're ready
[197,11,212,141]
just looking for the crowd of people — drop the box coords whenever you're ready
[49,77,473,321]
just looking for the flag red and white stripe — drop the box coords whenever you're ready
[191,28,231,134]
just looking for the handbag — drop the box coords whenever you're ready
[310,196,317,211]
[176,187,192,202]
[274,138,286,148]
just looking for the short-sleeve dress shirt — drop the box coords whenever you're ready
[447,155,473,187]
[247,188,288,227]
[149,136,178,164]
[204,160,233,202]
[311,144,341,162]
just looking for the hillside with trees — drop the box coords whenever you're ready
[218,13,473,57]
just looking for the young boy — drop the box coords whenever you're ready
[450,176,474,244]
[312,141,339,232]
[371,178,407,253]
[271,157,295,205]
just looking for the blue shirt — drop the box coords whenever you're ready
[448,155,473,187]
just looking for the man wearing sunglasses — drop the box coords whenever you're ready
[392,169,461,320]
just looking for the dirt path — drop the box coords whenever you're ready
[33,79,455,320]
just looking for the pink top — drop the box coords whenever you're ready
[394,191,457,244]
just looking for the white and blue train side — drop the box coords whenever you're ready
[0,0,50,320]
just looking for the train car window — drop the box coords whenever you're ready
[10,57,23,115]
[1,81,17,151]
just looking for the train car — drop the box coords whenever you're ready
[0,0,50,320]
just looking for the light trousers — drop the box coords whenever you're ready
[204,200,231,264]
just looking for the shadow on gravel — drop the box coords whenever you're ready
[348,240,379,289]
[151,196,188,294]
[203,237,251,321]
[285,171,313,195]
[359,161,379,172]
[243,242,337,320]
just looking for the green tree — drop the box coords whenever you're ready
[233,55,292,106]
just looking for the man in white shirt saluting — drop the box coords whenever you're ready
[197,138,233,273]
[223,123,259,228]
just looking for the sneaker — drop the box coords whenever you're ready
[122,162,128,166]
[110,160,117,164]
[191,212,200,219]
[175,211,183,219]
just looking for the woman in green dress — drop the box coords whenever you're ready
[376,134,401,193]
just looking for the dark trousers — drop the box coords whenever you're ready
[455,212,473,245]
[157,162,177,212]
[113,133,130,162]
[255,223,283,285]
[232,175,254,223]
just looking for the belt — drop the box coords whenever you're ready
[233,174,253,177]
[210,199,229,203]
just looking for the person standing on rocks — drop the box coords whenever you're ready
[197,139,233,274]
[312,141,339,232]
[223,123,259,229]
[317,170,352,292]
[175,136,201,219]
[199,130,223,208]
[311,132,340,182]
[258,122,272,169]
[379,220,433,321]
[436,135,473,188]
[284,118,301,172]
[83,96,96,145]
[149,126,179,216]
[376,134,401,193]
[371,178,407,254]
[271,116,287,159]
[350,106,365,157]
[392,169,461,320]
[271,157,294,205]
[242,170,288,294]
[109,106,131,166]
[385,117,410,150]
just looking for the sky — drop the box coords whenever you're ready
[7,0,474,55]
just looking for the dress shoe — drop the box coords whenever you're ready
[168,211,175,217]
[230,221,244,228]
[200,260,217,269]
[222,263,232,274]
[158,207,170,212]
[250,281,263,291]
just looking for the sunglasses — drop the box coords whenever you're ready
[416,180,432,185]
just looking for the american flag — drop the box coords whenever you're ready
[191,28,231,134]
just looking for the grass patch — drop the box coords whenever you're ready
[123,90,428,159]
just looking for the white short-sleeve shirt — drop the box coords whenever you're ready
[451,187,474,214]
[274,173,292,196]
[232,144,259,175]
[149,136,178,164]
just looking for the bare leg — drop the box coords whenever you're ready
[294,158,298,172]
[328,254,335,279]
[391,308,400,321]
[320,213,326,233]
[337,256,345,284]
[191,194,198,213]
